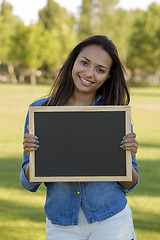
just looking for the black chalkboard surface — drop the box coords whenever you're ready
[29,106,132,182]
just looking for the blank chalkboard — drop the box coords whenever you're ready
[29,106,132,182]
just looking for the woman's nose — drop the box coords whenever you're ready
[85,66,94,78]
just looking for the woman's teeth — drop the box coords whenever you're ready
[80,77,93,84]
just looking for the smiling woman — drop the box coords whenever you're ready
[21,35,138,240]
[45,35,130,106]
[70,45,112,105]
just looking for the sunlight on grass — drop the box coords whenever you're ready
[0,221,46,240]
[0,187,45,207]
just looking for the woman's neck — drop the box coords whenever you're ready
[65,91,96,106]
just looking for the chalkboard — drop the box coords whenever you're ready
[29,106,132,182]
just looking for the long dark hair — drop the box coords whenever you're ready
[44,35,130,106]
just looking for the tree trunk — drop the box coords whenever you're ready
[30,68,37,87]
[19,74,25,83]
[8,64,17,83]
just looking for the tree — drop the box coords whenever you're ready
[10,23,47,86]
[103,8,135,66]
[77,0,136,66]
[78,0,119,39]
[127,3,160,72]
[38,0,77,78]
[8,0,77,86]
[0,0,22,83]
[10,22,76,86]
[77,0,94,38]
[39,0,73,30]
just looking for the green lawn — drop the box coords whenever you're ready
[0,84,160,239]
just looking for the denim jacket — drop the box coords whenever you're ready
[20,97,139,226]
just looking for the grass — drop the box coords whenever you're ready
[0,84,160,239]
[129,87,160,239]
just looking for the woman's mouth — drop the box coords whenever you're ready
[79,76,94,86]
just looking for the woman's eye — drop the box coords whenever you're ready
[96,68,104,73]
[81,60,88,66]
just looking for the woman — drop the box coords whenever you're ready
[21,35,139,240]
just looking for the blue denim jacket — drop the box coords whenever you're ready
[20,97,139,226]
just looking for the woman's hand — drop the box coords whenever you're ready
[23,125,39,157]
[120,133,138,159]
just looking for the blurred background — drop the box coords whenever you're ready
[0,0,160,239]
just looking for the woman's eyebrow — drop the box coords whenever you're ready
[98,64,107,69]
[81,57,107,69]
[82,57,90,62]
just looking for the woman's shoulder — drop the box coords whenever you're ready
[29,97,49,107]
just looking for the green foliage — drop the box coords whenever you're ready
[101,8,134,63]
[39,0,74,30]
[0,0,77,85]
[77,0,133,64]
[9,23,46,85]
[0,0,160,84]
[0,0,23,83]
[78,0,119,39]
[38,0,77,75]
[15,24,44,69]
[78,0,94,38]
[0,0,22,64]
[127,3,160,71]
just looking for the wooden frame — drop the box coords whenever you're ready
[29,106,132,182]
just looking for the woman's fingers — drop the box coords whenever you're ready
[24,147,37,157]
[120,132,138,158]
[23,142,37,149]
[23,132,39,156]
[24,142,39,156]
[125,132,136,138]
[23,133,39,143]
[122,138,138,147]
[122,145,138,159]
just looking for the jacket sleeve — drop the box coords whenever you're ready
[120,123,139,193]
[20,109,41,192]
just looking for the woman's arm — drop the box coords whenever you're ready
[24,163,30,181]
[23,130,39,180]
[119,166,138,190]
[20,99,47,191]
[20,120,41,192]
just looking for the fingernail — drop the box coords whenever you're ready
[37,140,39,144]
[122,136,126,140]
[35,136,38,140]
[120,144,123,148]
[120,140,123,144]
[35,145,39,151]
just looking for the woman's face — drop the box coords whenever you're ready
[72,45,112,96]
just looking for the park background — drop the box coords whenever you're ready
[0,0,160,239]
